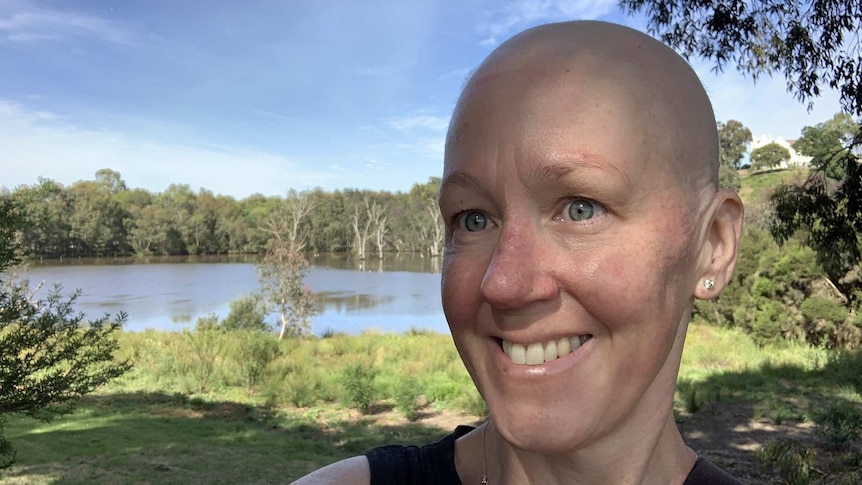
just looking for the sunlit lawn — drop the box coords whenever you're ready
[1,323,860,484]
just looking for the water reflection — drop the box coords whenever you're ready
[315,291,397,312]
[310,252,441,274]
[22,253,447,335]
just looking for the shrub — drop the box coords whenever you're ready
[424,374,461,405]
[810,401,862,450]
[394,377,422,421]
[222,295,269,332]
[341,364,378,414]
[749,299,786,346]
[801,297,849,328]
[183,327,225,393]
[756,439,816,485]
[194,313,221,332]
[232,331,280,396]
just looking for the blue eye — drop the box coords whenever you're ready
[460,211,488,231]
[566,199,603,221]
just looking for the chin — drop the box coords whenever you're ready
[487,394,609,455]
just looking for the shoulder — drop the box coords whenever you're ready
[290,455,370,485]
[683,456,743,485]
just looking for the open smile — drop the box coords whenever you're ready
[501,335,593,365]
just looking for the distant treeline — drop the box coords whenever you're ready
[4,169,443,259]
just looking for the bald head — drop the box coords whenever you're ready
[446,21,719,197]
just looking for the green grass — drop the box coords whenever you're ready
[2,324,860,483]
[1,391,450,484]
[738,167,809,205]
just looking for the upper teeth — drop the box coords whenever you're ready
[502,335,591,365]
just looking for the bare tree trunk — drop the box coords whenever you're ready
[426,202,443,257]
[352,206,366,260]
[285,191,314,252]
[374,215,387,259]
[278,310,288,340]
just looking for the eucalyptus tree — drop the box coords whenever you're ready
[257,190,318,339]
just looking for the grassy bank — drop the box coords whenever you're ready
[2,323,861,484]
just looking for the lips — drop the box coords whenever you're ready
[502,335,593,365]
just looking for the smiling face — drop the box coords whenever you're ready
[439,22,728,455]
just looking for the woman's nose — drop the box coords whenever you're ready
[479,223,559,310]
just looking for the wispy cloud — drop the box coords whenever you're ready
[0,99,336,198]
[364,159,391,171]
[385,113,449,132]
[396,137,445,159]
[477,0,616,46]
[0,2,134,45]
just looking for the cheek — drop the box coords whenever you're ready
[574,235,693,340]
[441,250,485,330]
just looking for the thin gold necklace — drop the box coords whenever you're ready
[481,421,489,484]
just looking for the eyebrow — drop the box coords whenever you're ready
[440,155,633,197]
[529,157,631,188]
[440,170,484,194]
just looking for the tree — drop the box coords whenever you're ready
[257,191,318,339]
[620,0,862,301]
[718,119,753,169]
[350,195,383,260]
[794,112,860,179]
[750,142,791,171]
[0,194,130,468]
[406,177,444,256]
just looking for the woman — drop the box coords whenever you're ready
[295,20,744,484]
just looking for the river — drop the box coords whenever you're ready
[20,253,447,335]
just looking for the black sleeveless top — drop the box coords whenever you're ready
[365,426,743,484]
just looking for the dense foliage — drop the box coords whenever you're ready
[0,194,131,468]
[3,170,443,259]
[695,171,862,349]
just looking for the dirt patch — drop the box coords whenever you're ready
[678,401,821,484]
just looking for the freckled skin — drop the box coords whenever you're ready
[439,21,743,484]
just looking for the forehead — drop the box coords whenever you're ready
[444,60,683,190]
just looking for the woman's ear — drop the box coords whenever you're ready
[695,189,744,300]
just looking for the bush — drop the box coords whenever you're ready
[194,313,221,332]
[222,295,269,332]
[341,364,378,414]
[232,331,280,396]
[182,327,225,393]
[810,401,862,450]
[424,374,461,405]
[801,297,849,328]
[394,377,422,421]
[748,299,786,346]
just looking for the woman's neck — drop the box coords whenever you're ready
[485,411,694,485]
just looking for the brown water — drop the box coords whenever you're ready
[22,253,446,334]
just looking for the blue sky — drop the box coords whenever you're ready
[0,0,843,199]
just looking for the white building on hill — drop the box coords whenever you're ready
[750,134,812,169]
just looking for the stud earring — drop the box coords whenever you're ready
[703,279,715,291]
